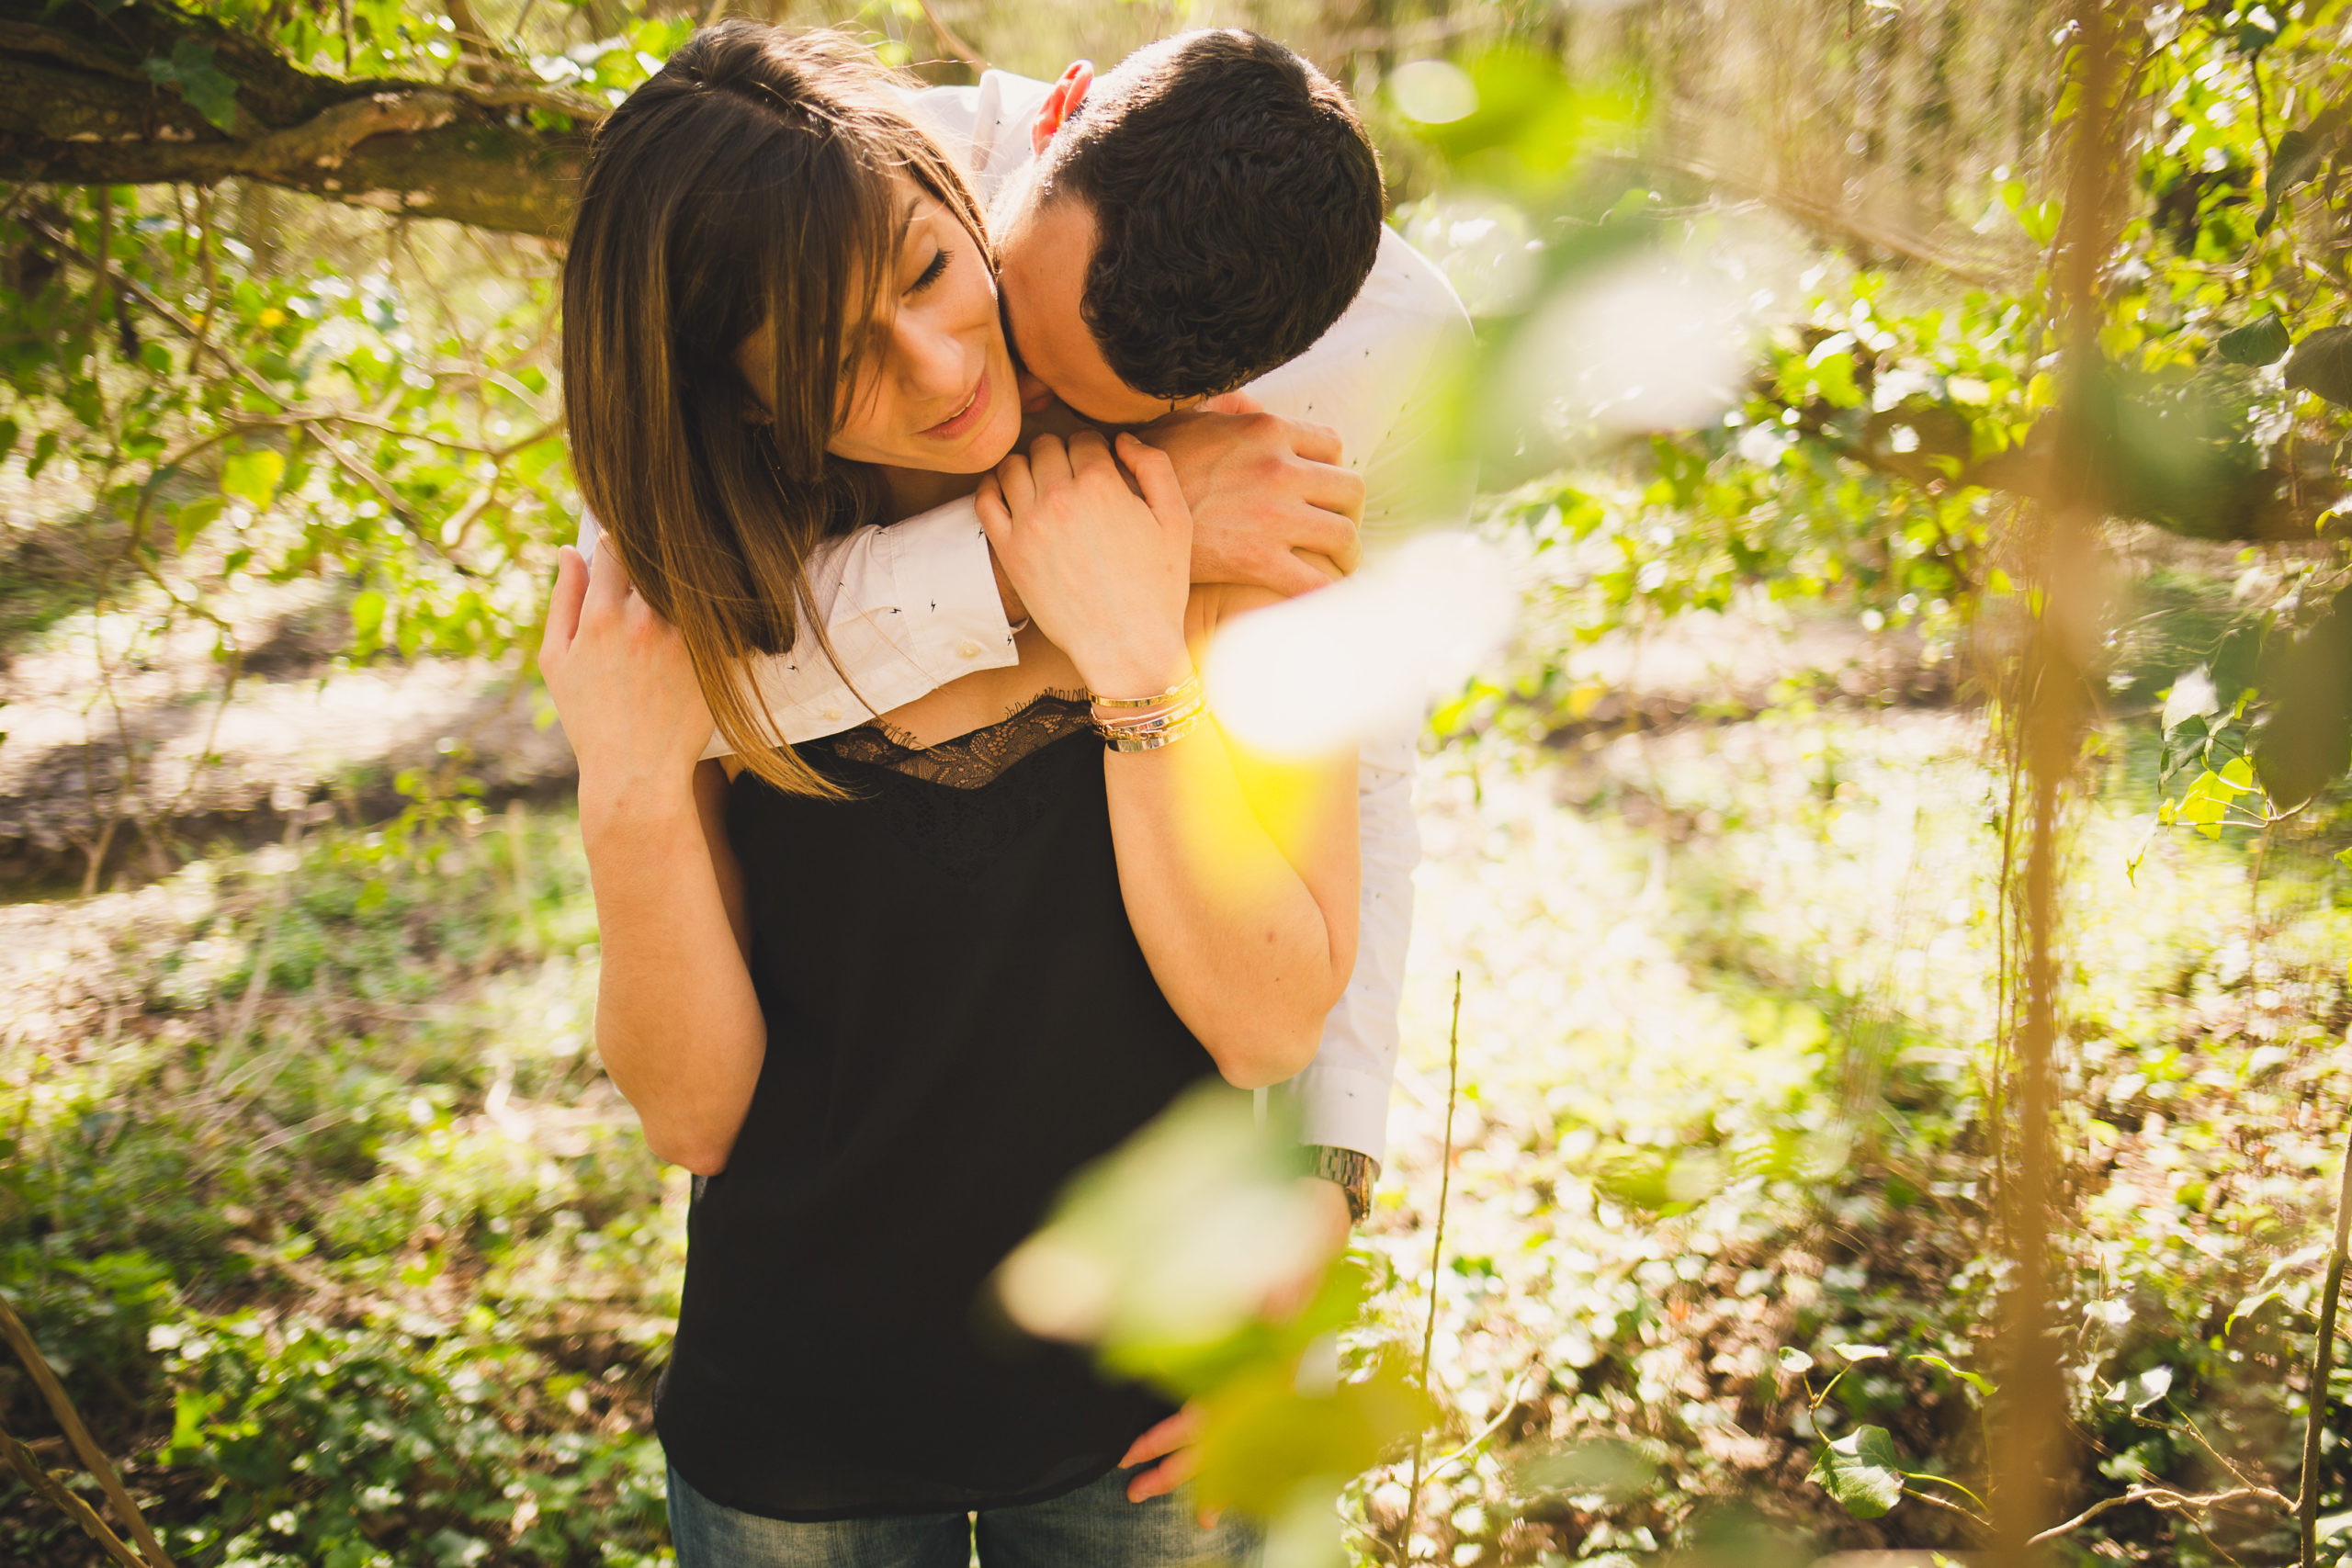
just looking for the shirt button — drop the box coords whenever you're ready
[956,639,985,660]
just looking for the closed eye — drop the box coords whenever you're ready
[909,247,950,293]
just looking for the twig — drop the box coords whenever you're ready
[1420,1361,1542,1484]
[1399,972,1464,1564]
[912,0,987,72]
[0,1418,149,1568]
[2029,1485,2278,1549]
[0,1290,175,1568]
[2300,1114,2352,1565]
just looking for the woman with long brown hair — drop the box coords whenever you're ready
[539,21,1356,1564]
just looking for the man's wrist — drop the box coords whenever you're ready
[1302,1145,1376,1224]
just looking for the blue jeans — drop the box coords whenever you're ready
[667,1462,1262,1568]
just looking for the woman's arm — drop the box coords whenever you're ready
[978,434,1359,1089]
[1102,586,1358,1087]
[542,547,765,1174]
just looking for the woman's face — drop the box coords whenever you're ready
[735,179,1022,476]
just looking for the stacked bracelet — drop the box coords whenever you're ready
[1090,669,1209,753]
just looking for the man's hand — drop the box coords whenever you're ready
[1137,398,1363,598]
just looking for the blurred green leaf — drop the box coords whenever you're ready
[1809,1426,1906,1519]
[220,448,285,510]
[2253,584,2352,808]
[2285,324,2352,406]
[2215,313,2290,367]
[1910,1353,1992,1396]
[1190,1354,1429,1517]
[141,40,241,133]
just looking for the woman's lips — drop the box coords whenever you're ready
[921,367,990,440]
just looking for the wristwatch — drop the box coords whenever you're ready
[1304,1145,1376,1224]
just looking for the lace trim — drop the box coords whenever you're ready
[826,691,1093,789]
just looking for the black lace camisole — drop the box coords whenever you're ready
[652,694,1225,1520]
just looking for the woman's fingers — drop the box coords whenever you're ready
[584,536,635,613]
[994,452,1036,517]
[975,473,1012,544]
[1065,427,1116,482]
[1025,432,1074,489]
[1117,434,1192,532]
[542,546,588,667]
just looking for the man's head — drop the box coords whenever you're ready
[992,30,1385,425]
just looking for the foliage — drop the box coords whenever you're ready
[1,806,682,1565]
[10,0,2352,1564]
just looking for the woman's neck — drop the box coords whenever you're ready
[882,465,981,521]
[878,406,1099,521]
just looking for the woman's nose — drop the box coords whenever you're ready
[889,310,972,399]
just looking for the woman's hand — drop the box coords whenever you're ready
[540,543,715,821]
[975,430,1192,697]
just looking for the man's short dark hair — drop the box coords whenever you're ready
[1035,29,1385,401]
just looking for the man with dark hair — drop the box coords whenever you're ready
[1004,28,1387,412]
[579,25,1471,1510]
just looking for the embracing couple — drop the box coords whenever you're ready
[539,19,1471,1567]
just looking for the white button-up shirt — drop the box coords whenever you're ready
[580,69,1474,1165]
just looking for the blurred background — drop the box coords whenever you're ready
[6,0,2352,1563]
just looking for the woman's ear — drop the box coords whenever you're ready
[1031,61,1093,155]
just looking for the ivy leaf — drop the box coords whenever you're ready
[2253,586,2352,809]
[142,40,241,134]
[1910,1352,1993,1396]
[1833,1343,1891,1363]
[2284,324,2352,406]
[1809,1426,1906,1519]
[2216,314,2291,367]
[1778,1347,1815,1375]
[2161,666,2220,733]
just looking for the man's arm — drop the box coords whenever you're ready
[578,415,1368,752]
[579,503,1021,750]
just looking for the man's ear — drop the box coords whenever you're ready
[1031,61,1093,155]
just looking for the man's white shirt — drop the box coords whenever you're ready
[578,68,1474,1165]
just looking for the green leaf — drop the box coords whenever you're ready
[2253,583,2352,807]
[1910,1353,1993,1396]
[1809,1426,1906,1519]
[141,39,241,134]
[1833,1343,1891,1363]
[220,448,284,509]
[2216,314,2291,367]
[2286,325,2352,407]
[0,419,17,464]
[174,496,224,555]
[1779,1347,1815,1375]
[1190,1355,1430,1517]
[2161,665,2221,733]
[350,590,388,649]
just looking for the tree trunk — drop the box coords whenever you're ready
[0,0,597,236]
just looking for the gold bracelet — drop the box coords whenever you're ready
[1101,705,1210,752]
[1089,670,1203,710]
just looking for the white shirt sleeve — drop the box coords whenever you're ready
[1273,754,1417,1166]
[576,499,1017,756]
[1246,229,1474,1169]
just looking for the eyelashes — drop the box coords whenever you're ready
[836,245,954,380]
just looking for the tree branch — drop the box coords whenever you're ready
[0,0,592,234]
